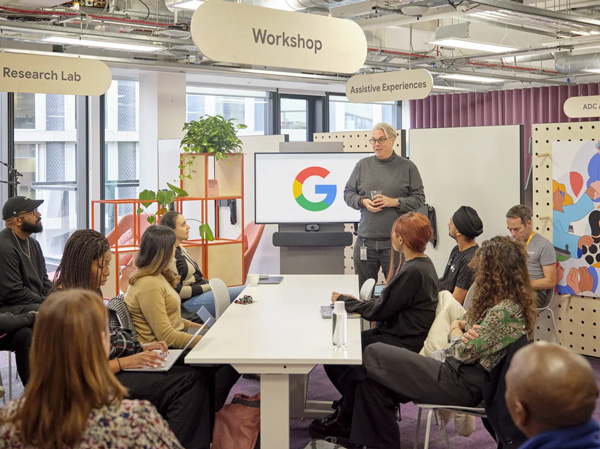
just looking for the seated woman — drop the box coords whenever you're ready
[53,229,212,449]
[325,212,438,392]
[125,225,204,348]
[310,236,537,449]
[125,225,240,409]
[0,288,183,448]
[159,211,245,317]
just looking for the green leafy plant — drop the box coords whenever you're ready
[137,182,214,241]
[180,114,247,162]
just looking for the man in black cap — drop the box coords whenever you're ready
[439,206,483,304]
[0,196,52,309]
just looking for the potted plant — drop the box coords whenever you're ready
[179,114,247,178]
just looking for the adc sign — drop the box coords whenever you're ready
[564,95,600,118]
[191,1,367,74]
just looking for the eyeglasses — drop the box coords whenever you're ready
[16,209,37,218]
[369,138,388,145]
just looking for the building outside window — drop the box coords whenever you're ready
[329,95,396,132]
[14,93,78,269]
[186,87,267,136]
[104,79,140,231]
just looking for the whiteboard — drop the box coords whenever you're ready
[409,125,523,274]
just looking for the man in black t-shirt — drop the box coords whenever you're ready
[439,206,483,304]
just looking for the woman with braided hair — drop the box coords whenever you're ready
[54,229,212,449]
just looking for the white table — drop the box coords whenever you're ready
[185,274,362,449]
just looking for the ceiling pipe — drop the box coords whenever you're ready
[555,51,600,74]
[502,52,556,65]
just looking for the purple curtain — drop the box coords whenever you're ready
[409,82,600,178]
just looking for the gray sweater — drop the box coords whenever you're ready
[344,152,425,239]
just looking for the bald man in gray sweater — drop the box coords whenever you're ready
[345,123,425,287]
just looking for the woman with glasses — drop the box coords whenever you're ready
[343,122,425,287]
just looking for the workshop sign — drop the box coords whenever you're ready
[191,1,367,74]
[0,53,112,95]
[346,69,433,103]
[564,95,600,118]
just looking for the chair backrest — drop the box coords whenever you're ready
[463,282,476,311]
[210,278,231,320]
[105,213,153,247]
[243,222,265,282]
[106,294,137,336]
[359,278,376,301]
[536,288,554,310]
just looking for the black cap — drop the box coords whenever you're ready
[2,196,44,221]
[452,206,483,239]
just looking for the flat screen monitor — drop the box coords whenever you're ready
[255,152,372,224]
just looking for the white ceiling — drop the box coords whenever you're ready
[1,0,600,92]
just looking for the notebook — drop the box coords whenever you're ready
[320,305,361,319]
[258,275,284,284]
[123,323,206,372]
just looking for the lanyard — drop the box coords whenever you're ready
[525,231,535,248]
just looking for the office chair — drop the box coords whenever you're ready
[359,278,376,331]
[210,278,231,320]
[536,289,559,343]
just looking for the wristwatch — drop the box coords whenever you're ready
[396,198,401,208]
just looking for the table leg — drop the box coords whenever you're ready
[260,373,290,449]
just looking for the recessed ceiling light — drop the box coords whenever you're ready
[430,38,519,53]
[437,73,505,83]
[43,36,165,53]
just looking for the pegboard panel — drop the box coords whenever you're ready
[533,121,600,356]
[314,130,400,285]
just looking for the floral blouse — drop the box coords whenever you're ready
[447,299,527,372]
[0,399,183,449]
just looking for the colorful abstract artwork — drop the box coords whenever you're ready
[553,140,600,297]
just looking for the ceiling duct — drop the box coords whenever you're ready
[502,52,555,65]
[555,51,600,74]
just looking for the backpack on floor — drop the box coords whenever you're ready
[212,393,260,449]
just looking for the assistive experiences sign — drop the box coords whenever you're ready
[0,53,112,95]
[346,69,433,103]
[191,1,367,74]
[564,95,600,118]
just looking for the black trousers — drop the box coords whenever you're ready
[0,327,32,385]
[117,365,212,449]
[324,329,420,395]
[341,343,488,449]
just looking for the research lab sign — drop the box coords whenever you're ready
[564,95,600,118]
[0,53,112,95]
[346,70,433,103]
[191,1,367,74]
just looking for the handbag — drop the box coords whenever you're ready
[212,393,260,449]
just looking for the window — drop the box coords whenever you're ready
[14,94,78,269]
[104,79,140,231]
[186,87,267,136]
[280,97,308,141]
[329,96,397,132]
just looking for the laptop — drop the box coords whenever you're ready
[320,304,361,319]
[258,275,284,284]
[197,306,216,333]
[124,323,206,372]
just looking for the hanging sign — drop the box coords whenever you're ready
[191,1,367,74]
[346,69,433,103]
[0,53,112,95]
[564,95,600,118]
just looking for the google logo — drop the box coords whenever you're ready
[293,166,337,211]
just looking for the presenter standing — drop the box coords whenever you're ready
[344,123,425,286]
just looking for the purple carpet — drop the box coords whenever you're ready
[230,358,600,449]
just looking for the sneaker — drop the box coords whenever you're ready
[309,409,351,445]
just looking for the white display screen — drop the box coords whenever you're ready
[255,152,372,224]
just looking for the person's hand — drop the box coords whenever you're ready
[331,292,341,303]
[450,319,466,332]
[461,324,482,343]
[566,267,580,294]
[578,235,594,249]
[121,351,167,369]
[362,198,382,213]
[578,267,594,293]
[142,341,168,354]
[372,194,398,209]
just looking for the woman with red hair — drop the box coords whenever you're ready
[324,212,438,395]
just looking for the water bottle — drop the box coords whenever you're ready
[332,301,348,347]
